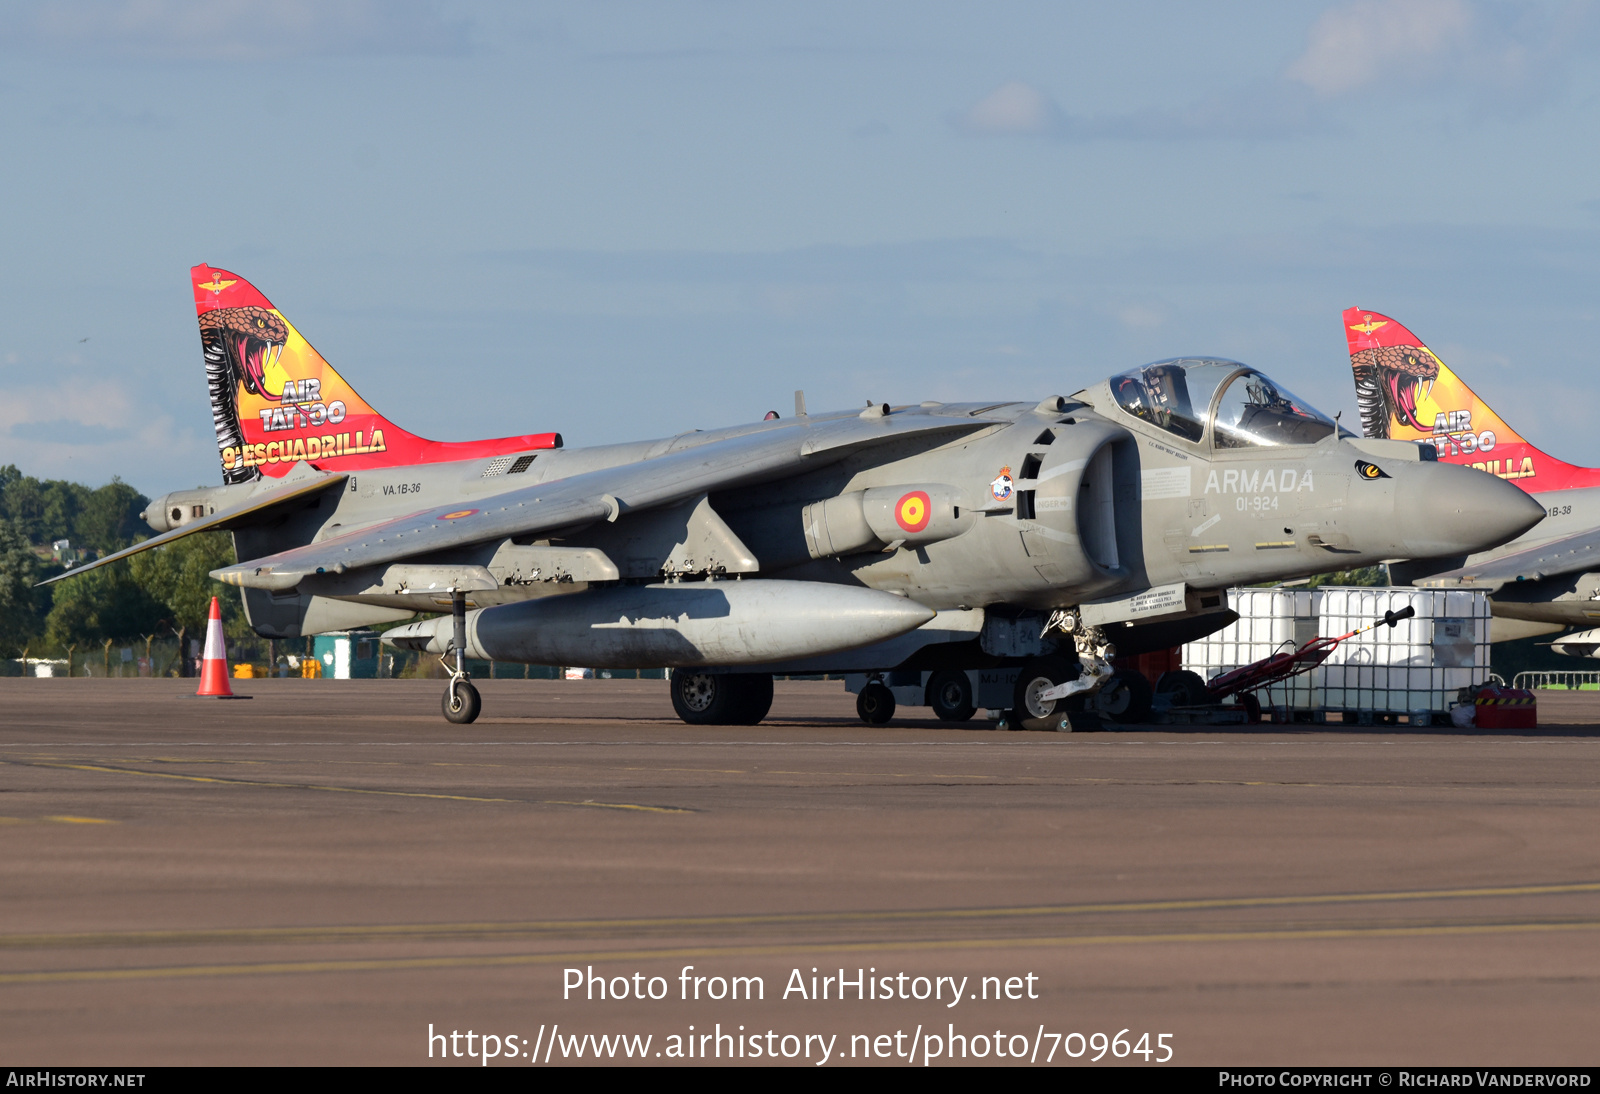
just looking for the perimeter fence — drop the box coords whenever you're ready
[1512,670,1600,691]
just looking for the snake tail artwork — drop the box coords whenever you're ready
[191,265,562,484]
[1342,306,1600,492]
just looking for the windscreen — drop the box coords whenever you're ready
[1212,371,1337,448]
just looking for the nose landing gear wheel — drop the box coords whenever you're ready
[1011,654,1079,731]
[443,680,481,724]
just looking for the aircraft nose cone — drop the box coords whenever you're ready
[1393,463,1546,557]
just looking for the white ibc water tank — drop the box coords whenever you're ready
[1184,586,1490,714]
[1317,587,1489,714]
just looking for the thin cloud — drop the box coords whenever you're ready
[953,80,1060,136]
[0,378,191,481]
[952,77,1321,142]
[955,1,1597,144]
[1055,84,1323,141]
[0,0,469,60]
[1287,0,1476,97]
[1286,0,1600,108]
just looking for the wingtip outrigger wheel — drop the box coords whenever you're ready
[856,674,896,724]
[442,588,481,724]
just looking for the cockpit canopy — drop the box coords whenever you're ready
[1109,358,1337,448]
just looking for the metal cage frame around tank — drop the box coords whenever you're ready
[1183,586,1493,721]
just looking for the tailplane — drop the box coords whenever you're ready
[1343,306,1600,493]
[193,264,560,484]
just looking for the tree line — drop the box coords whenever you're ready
[0,465,245,658]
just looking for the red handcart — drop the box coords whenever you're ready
[1166,605,1417,723]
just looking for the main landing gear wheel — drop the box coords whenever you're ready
[671,672,773,725]
[856,682,896,724]
[733,673,774,725]
[443,680,481,724]
[1011,654,1080,731]
[1098,669,1154,725]
[925,670,976,722]
[1154,669,1208,708]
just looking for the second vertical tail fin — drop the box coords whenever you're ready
[1343,306,1600,493]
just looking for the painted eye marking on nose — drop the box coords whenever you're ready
[1355,461,1389,480]
[895,490,932,533]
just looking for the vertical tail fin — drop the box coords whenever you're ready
[1343,306,1598,493]
[193,264,560,484]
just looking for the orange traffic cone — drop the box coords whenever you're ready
[195,597,250,699]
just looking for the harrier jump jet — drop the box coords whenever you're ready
[1345,306,1600,648]
[46,267,1544,725]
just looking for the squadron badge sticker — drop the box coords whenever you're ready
[990,467,1014,502]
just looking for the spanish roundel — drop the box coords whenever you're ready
[895,490,932,534]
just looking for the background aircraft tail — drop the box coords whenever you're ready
[193,264,560,484]
[1343,306,1600,493]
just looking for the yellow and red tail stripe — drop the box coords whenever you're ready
[1344,307,1600,493]
[193,264,560,482]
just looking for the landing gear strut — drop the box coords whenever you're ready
[442,589,480,724]
[1013,609,1118,730]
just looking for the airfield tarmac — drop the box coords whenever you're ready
[1,677,1597,1067]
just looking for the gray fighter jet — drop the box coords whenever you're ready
[48,267,1544,725]
[1344,307,1600,648]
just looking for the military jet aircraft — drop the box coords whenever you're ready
[45,267,1545,726]
[1345,307,1600,648]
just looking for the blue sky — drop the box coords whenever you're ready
[3,0,1600,491]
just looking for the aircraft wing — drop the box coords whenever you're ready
[38,471,349,586]
[213,410,1000,590]
[1414,525,1600,589]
